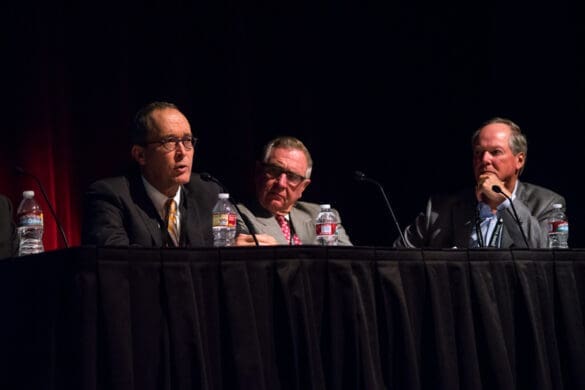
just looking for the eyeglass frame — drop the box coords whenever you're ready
[145,136,198,152]
[260,162,308,185]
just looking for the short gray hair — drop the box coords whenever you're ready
[261,136,313,178]
[472,117,527,174]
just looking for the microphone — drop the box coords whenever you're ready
[354,170,407,246]
[492,185,530,248]
[200,172,259,246]
[14,166,70,249]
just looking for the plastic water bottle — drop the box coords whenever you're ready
[16,190,45,256]
[212,193,237,247]
[547,203,569,249]
[315,204,339,246]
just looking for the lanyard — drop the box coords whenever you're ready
[487,218,503,247]
[475,210,503,248]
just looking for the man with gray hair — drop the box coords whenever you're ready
[235,136,352,246]
[395,117,565,248]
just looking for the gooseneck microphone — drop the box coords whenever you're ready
[354,171,407,246]
[492,185,530,248]
[200,172,259,246]
[14,166,70,249]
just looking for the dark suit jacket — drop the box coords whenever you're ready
[236,200,352,245]
[82,172,220,247]
[395,181,565,249]
[0,195,16,259]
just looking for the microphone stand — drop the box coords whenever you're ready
[15,167,70,249]
[354,171,407,246]
[492,185,530,248]
[200,173,259,246]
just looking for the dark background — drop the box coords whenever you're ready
[1,0,583,248]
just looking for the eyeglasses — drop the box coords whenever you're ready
[261,163,307,186]
[146,136,198,152]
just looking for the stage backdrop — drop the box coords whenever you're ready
[2,0,584,249]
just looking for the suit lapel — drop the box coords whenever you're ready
[500,181,526,248]
[264,215,289,245]
[452,191,476,248]
[290,207,313,245]
[128,174,165,247]
[180,185,207,247]
[247,202,288,244]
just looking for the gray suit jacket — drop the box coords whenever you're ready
[395,181,565,249]
[82,172,220,247]
[236,200,352,245]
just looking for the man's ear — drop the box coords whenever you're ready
[516,152,526,170]
[299,179,311,195]
[131,145,146,166]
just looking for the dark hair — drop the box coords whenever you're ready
[131,101,179,145]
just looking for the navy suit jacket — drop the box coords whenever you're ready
[82,172,220,247]
[395,181,565,249]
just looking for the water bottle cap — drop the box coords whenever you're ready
[552,203,563,209]
[320,204,331,210]
[218,193,229,199]
[22,190,35,198]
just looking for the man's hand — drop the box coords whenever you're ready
[476,173,510,211]
[235,233,279,246]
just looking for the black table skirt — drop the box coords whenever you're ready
[1,246,584,389]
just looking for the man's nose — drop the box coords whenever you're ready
[276,173,288,186]
[175,142,187,156]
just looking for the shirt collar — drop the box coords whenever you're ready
[142,176,182,220]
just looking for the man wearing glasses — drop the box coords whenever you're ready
[235,136,352,246]
[82,101,220,247]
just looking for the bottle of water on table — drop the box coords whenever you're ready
[315,204,339,246]
[212,193,237,247]
[17,190,44,256]
[547,203,569,249]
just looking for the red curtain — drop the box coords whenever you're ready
[2,12,81,251]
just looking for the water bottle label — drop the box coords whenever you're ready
[549,221,569,233]
[316,223,337,235]
[213,212,237,227]
[19,213,43,226]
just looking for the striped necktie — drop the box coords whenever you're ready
[165,198,179,247]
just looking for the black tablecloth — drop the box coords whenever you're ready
[1,246,584,389]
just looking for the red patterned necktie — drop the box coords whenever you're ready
[275,215,302,245]
[165,199,179,247]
